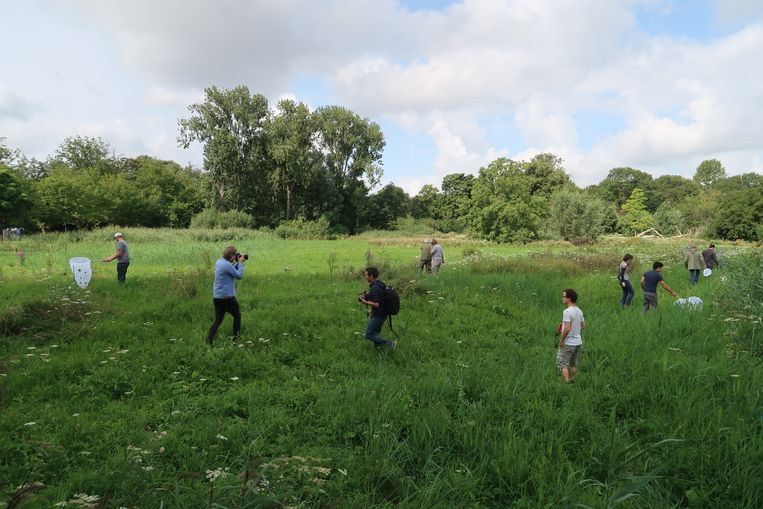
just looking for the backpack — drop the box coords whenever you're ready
[383,286,400,316]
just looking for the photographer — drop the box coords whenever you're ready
[206,246,247,345]
[359,267,397,351]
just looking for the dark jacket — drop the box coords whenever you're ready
[369,280,387,317]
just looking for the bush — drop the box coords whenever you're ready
[273,216,331,239]
[190,209,254,229]
[550,189,608,241]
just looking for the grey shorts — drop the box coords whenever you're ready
[643,292,658,311]
[556,344,582,370]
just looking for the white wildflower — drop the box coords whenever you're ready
[215,434,228,441]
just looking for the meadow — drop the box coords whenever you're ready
[0,228,761,508]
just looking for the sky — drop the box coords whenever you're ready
[2,0,763,195]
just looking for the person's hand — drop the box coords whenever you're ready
[621,282,626,288]
[558,340,565,348]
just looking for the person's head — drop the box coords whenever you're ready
[364,266,379,283]
[653,261,664,272]
[623,253,634,263]
[709,243,715,249]
[690,244,697,252]
[223,246,237,262]
[113,232,123,241]
[562,288,578,304]
[431,238,438,245]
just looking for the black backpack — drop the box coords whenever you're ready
[383,286,400,316]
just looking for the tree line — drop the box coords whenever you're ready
[1,85,761,241]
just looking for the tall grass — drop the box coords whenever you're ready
[0,229,760,507]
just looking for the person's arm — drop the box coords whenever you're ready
[660,280,678,297]
[222,260,245,279]
[640,275,646,290]
[559,321,570,348]
[618,265,627,286]
[361,284,383,308]
[581,320,586,331]
[102,247,122,262]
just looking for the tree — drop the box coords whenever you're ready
[34,167,102,229]
[713,187,763,240]
[693,159,726,190]
[52,136,115,172]
[712,172,763,193]
[312,105,385,232]
[0,165,34,227]
[411,184,442,219]
[652,203,687,236]
[178,86,271,216]
[524,153,573,197]
[367,184,410,229]
[131,157,206,227]
[592,167,653,209]
[620,187,653,234]
[469,158,547,243]
[440,173,475,230]
[267,99,317,220]
[645,175,701,211]
[550,189,608,241]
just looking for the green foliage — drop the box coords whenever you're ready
[52,135,115,172]
[550,188,608,241]
[652,203,687,236]
[592,167,653,209]
[620,188,653,234]
[367,183,411,229]
[646,175,700,211]
[410,184,442,219]
[719,252,763,354]
[190,208,254,229]
[273,216,331,239]
[712,187,763,240]
[0,164,35,227]
[693,159,727,190]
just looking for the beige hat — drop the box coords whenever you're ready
[114,232,123,238]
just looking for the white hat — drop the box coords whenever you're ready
[114,232,123,238]
[703,268,712,277]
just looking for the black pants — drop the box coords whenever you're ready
[117,262,129,283]
[207,297,241,342]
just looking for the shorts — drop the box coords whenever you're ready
[556,344,582,370]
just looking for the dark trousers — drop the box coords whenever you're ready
[689,269,700,285]
[207,297,241,342]
[620,280,635,307]
[117,262,129,283]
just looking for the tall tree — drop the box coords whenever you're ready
[0,165,34,227]
[267,99,317,220]
[693,159,726,190]
[52,136,115,172]
[367,184,411,229]
[524,153,573,196]
[593,167,653,209]
[411,184,442,219]
[645,175,701,211]
[620,187,653,234]
[178,86,271,216]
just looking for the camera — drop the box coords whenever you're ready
[358,290,370,303]
[237,253,249,261]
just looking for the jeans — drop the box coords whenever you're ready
[364,314,393,348]
[117,262,129,283]
[689,269,700,285]
[620,280,635,307]
[207,297,241,342]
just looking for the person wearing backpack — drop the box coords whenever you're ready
[359,267,397,351]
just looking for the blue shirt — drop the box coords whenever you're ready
[369,280,387,317]
[213,258,244,298]
[642,270,663,293]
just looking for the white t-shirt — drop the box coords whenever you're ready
[562,306,584,346]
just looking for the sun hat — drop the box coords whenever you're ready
[114,232,123,238]
[703,268,712,277]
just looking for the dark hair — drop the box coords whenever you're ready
[709,243,715,248]
[623,253,634,262]
[563,288,578,303]
[653,261,664,270]
[365,267,379,278]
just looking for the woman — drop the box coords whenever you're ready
[618,254,635,307]
[430,239,444,273]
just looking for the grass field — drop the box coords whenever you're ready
[1,228,761,508]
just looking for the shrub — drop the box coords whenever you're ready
[190,209,254,229]
[550,189,608,241]
[274,216,331,239]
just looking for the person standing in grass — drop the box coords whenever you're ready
[618,253,635,307]
[418,239,432,272]
[557,288,585,384]
[430,239,444,273]
[359,267,397,351]
[702,243,719,270]
[640,261,678,313]
[684,245,704,286]
[101,232,130,283]
[206,246,246,346]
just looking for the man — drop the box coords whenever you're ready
[102,232,130,283]
[702,244,719,270]
[684,245,704,286]
[418,239,432,272]
[640,261,678,313]
[207,246,246,345]
[557,288,585,384]
[359,267,397,351]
